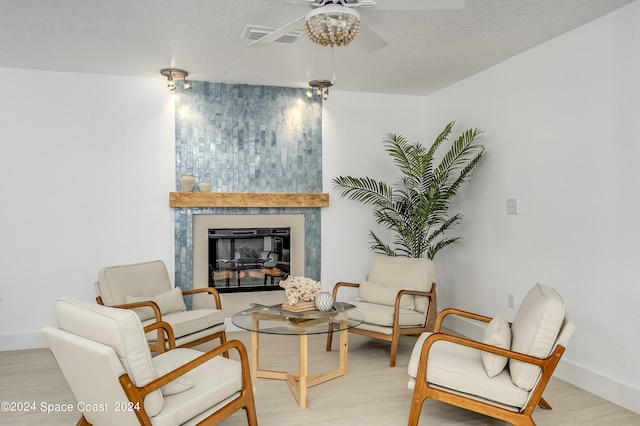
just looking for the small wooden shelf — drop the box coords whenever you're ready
[169,192,329,208]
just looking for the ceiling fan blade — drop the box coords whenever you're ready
[249,15,305,46]
[370,0,466,10]
[357,22,388,53]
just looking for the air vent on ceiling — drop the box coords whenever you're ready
[243,25,303,44]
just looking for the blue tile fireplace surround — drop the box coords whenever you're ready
[173,82,323,294]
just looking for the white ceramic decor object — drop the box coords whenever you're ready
[315,291,334,312]
[198,181,212,192]
[179,174,195,192]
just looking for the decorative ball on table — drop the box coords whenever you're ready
[314,291,334,312]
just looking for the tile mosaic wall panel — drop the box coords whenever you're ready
[173,82,323,292]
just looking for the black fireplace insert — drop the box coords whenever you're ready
[208,227,290,293]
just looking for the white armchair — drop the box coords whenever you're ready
[326,255,437,367]
[43,296,257,426]
[407,283,575,426]
[94,260,226,354]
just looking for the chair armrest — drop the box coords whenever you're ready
[332,281,360,299]
[96,297,163,322]
[143,321,177,353]
[120,339,253,412]
[423,332,555,367]
[109,301,163,322]
[182,287,223,310]
[396,282,437,307]
[398,289,435,298]
[393,283,437,329]
[433,307,494,332]
[102,301,167,354]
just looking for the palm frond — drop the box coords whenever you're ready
[436,128,483,181]
[332,176,392,206]
[426,121,454,160]
[444,150,484,199]
[369,231,397,257]
[383,134,427,179]
[427,237,461,260]
[425,214,462,246]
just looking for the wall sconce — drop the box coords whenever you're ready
[160,68,191,91]
[306,79,333,100]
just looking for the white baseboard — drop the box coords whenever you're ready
[443,314,640,415]
[0,331,47,351]
[554,359,640,414]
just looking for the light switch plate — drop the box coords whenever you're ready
[507,198,519,215]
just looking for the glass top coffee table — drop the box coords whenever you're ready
[232,302,364,409]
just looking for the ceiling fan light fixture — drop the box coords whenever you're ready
[304,5,360,47]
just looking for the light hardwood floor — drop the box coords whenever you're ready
[2,331,638,425]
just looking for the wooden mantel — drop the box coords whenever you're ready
[169,192,330,208]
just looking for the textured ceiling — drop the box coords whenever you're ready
[0,0,635,95]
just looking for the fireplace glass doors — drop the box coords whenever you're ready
[208,227,290,293]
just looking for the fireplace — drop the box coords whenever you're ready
[208,227,291,293]
[192,213,306,296]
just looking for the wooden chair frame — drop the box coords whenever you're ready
[97,287,227,355]
[326,281,437,367]
[75,330,257,426]
[408,307,566,426]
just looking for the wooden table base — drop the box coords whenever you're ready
[251,314,349,409]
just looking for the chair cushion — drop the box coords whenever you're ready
[351,301,424,328]
[151,355,195,396]
[358,279,415,310]
[367,255,435,312]
[408,332,529,410]
[150,348,244,426]
[54,296,164,417]
[97,260,173,306]
[481,314,512,378]
[126,287,187,321]
[509,283,565,391]
[142,309,225,341]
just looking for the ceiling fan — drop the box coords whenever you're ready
[249,0,467,52]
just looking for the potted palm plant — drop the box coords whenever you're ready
[332,121,484,260]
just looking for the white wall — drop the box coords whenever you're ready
[0,68,176,349]
[422,2,640,413]
[321,91,428,293]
